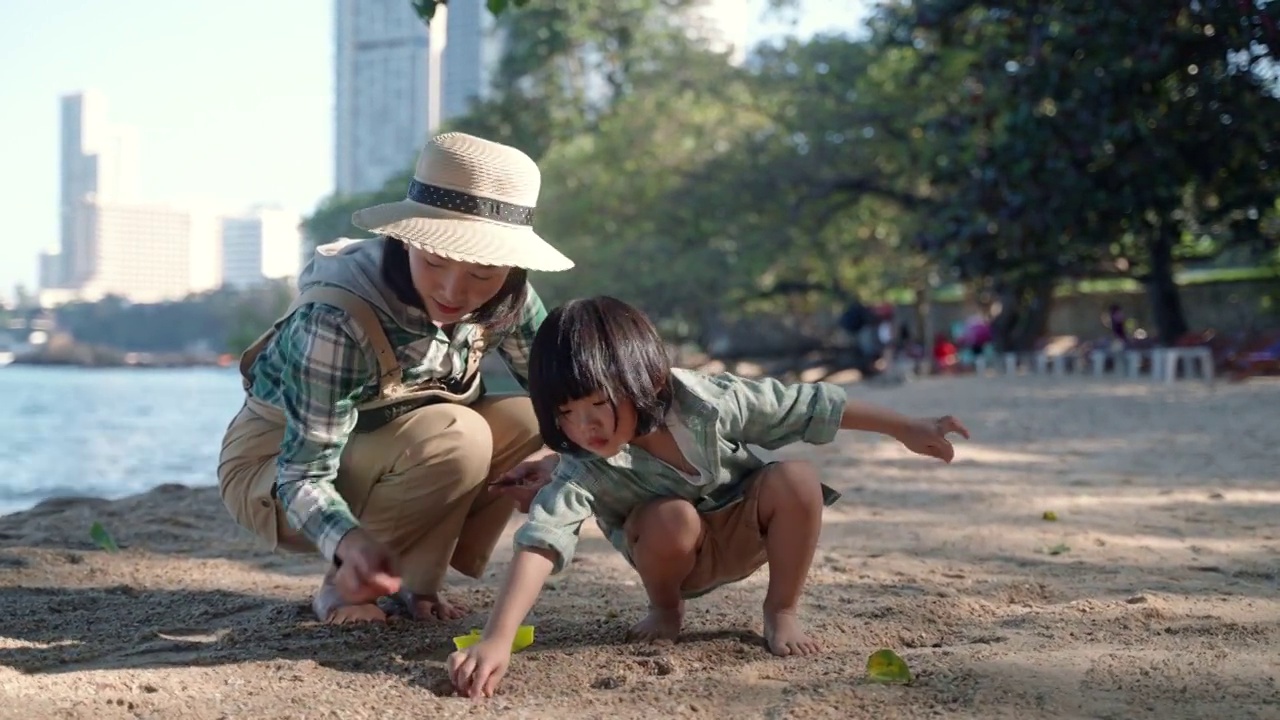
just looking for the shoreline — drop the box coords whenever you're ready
[8,356,235,370]
[1,362,236,371]
[0,482,221,521]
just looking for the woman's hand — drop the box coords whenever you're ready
[489,449,559,513]
[333,528,401,603]
[448,639,512,699]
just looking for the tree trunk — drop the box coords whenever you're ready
[916,287,933,361]
[1142,225,1190,345]
[991,275,1055,353]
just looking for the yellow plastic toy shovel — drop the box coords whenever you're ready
[452,625,536,653]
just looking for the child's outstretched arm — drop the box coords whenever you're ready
[701,369,969,460]
[840,400,969,462]
[448,547,555,699]
[447,463,597,699]
[837,399,915,436]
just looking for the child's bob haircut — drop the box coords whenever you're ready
[527,296,673,454]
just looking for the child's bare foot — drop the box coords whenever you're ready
[313,575,387,624]
[763,609,822,657]
[626,606,684,644]
[400,589,470,621]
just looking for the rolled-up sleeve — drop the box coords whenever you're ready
[712,371,848,449]
[512,462,596,574]
[273,305,376,561]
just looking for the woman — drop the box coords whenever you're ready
[218,133,572,624]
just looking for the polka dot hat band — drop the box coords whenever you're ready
[351,132,574,272]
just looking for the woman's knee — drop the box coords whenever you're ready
[627,498,702,559]
[390,404,494,486]
[756,460,824,517]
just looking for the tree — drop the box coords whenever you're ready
[880,0,1280,344]
[303,0,722,250]
[412,0,532,22]
[300,169,413,249]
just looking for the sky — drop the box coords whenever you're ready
[0,0,863,301]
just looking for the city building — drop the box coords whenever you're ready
[221,206,303,289]
[333,0,503,195]
[74,201,223,304]
[439,0,504,122]
[47,90,140,291]
[40,91,225,306]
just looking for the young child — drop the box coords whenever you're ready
[449,296,969,698]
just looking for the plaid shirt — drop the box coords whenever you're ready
[512,368,848,574]
[248,284,547,561]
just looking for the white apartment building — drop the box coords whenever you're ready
[39,91,234,306]
[333,0,502,195]
[42,90,140,291]
[439,0,504,121]
[74,202,222,304]
[221,207,303,289]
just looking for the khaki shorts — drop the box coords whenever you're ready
[624,469,770,600]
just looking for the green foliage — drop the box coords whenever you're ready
[89,521,120,552]
[294,0,1279,356]
[412,0,534,23]
[869,0,1280,342]
[52,281,295,356]
[300,169,412,250]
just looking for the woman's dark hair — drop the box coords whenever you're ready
[379,236,529,333]
[528,296,673,453]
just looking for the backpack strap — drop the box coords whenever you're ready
[464,324,488,383]
[237,285,401,396]
[291,286,401,395]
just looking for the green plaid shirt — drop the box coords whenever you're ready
[247,284,547,561]
[513,368,848,574]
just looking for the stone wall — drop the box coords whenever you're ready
[711,278,1280,356]
[924,279,1279,342]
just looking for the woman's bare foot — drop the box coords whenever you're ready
[625,605,684,644]
[312,575,387,624]
[400,589,470,621]
[763,609,822,657]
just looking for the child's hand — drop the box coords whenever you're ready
[447,639,512,699]
[489,450,559,513]
[894,415,970,463]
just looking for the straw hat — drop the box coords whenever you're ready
[351,132,574,272]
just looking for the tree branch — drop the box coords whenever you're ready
[795,176,934,222]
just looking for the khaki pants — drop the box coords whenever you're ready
[218,394,543,594]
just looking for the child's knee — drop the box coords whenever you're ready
[627,498,701,557]
[758,461,824,515]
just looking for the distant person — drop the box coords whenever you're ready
[933,331,958,373]
[217,133,574,624]
[1107,304,1127,344]
[837,298,869,338]
[446,296,970,699]
[837,298,884,375]
[962,314,992,356]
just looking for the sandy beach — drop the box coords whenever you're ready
[2,375,1277,720]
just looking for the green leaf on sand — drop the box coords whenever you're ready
[1046,542,1070,555]
[89,521,120,552]
[1042,511,1058,521]
[866,648,913,684]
